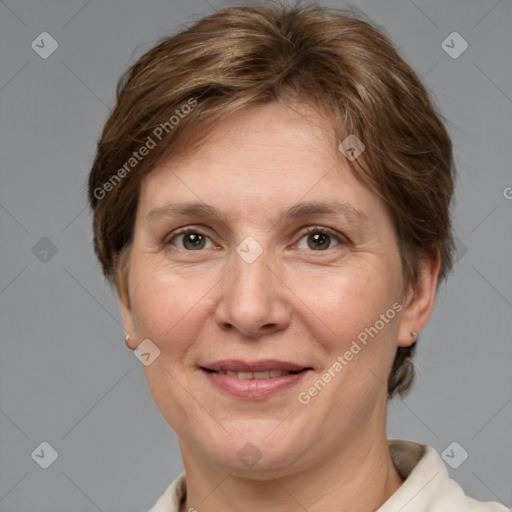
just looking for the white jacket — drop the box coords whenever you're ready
[148,439,509,511]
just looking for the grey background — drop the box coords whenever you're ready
[0,0,511,510]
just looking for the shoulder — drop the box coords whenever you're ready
[379,439,509,512]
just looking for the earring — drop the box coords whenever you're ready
[125,334,132,349]
[411,330,418,341]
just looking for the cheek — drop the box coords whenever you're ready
[287,261,399,351]
[128,261,214,351]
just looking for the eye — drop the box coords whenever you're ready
[167,228,214,251]
[296,227,343,251]
[166,226,345,252]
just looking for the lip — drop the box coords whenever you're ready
[202,359,308,372]
[200,359,312,400]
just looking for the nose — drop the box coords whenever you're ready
[214,245,292,339]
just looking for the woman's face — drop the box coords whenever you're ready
[121,101,429,476]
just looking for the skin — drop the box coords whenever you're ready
[121,100,440,512]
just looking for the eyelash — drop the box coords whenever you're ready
[165,226,348,251]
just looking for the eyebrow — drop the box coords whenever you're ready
[147,200,370,226]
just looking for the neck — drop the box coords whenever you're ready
[179,434,404,512]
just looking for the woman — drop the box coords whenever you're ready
[88,3,508,511]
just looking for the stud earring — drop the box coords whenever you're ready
[411,330,418,341]
[125,334,132,349]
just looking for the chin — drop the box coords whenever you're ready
[181,416,319,477]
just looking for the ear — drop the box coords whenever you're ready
[120,289,137,349]
[117,267,138,350]
[397,251,441,348]
[114,248,138,349]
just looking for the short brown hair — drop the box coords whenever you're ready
[88,1,455,397]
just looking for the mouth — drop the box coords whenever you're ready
[200,360,312,400]
[202,368,303,379]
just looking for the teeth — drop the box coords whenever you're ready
[214,369,292,379]
[253,371,270,379]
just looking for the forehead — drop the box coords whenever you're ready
[137,101,383,224]
[156,101,339,173]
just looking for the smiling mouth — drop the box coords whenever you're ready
[202,368,304,380]
[199,359,312,399]
[199,358,313,399]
